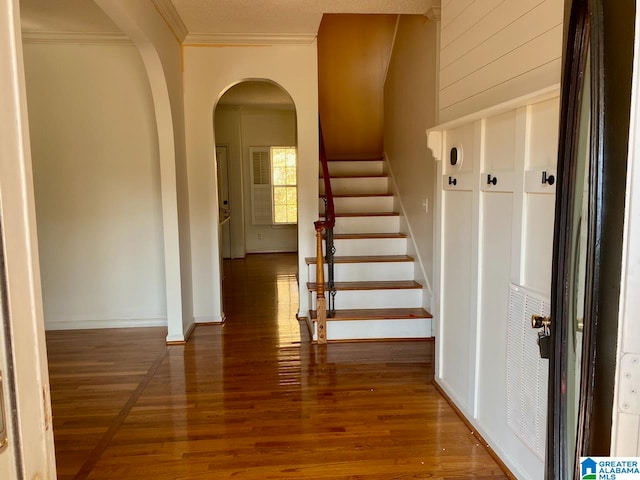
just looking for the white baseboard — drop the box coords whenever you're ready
[45,317,167,331]
[245,248,298,254]
[434,378,527,480]
[194,315,225,324]
[166,318,197,344]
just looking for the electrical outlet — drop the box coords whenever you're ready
[422,198,429,214]
[257,233,263,240]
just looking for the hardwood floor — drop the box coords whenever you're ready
[46,253,507,479]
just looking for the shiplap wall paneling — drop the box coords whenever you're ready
[523,98,559,294]
[439,122,480,411]
[439,0,563,123]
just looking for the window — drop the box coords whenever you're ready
[271,147,297,224]
[250,146,297,225]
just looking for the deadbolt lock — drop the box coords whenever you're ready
[531,315,552,330]
[531,315,552,360]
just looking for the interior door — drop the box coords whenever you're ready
[216,145,231,259]
[547,0,635,478]
[0,287,18,480]
[0,1,57,477]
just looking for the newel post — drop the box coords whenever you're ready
[315,226,327,344]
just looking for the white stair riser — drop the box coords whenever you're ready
[334,216,400,234]
[327,161,384,176]
[310,289,421,310]
[320,196,394,214]
[308,262,414,282]
[315,318,433,341]
[334,237,407,256]
[321,177,389,195]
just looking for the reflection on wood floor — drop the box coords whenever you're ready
[46,253,507,479]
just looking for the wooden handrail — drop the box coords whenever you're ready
[317,124,335,230]
[314,125,334,344]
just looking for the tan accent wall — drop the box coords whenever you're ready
[318,14,396,159]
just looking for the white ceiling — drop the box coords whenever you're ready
[172,0,432,35]
[20,0,433,35]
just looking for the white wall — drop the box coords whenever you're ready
[384,15,438,308]
[215,107,297,255]
[612,2,640,453]
[23,43,167,330]
[439,0,563,123]
[95,0,194,342]
[184,44,318,322]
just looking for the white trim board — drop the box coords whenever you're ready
[45,317,167,331]
[194,315,225,324]
[184,33,317,46]
[427,84,561,137]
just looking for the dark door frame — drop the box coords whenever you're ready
[549,1,635,478]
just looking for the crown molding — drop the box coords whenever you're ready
[183,32,317,46]
[425,0,441,22]
[21,30,132,45]
[151,0,188,43]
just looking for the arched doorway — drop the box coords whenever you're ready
[213,80,299,315]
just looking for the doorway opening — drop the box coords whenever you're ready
[213,80,299,330]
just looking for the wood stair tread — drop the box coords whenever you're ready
[330,193,394,198]
[310,308,432,321]
[326,158,383,162]
[324,211,399,217]
[307,280,422,291]
[333,233,407,239]
[305,255,415,265]
[320,174,388,179]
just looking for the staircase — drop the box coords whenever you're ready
[306,157,432,342]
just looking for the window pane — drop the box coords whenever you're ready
[285,167,296,185]
[272,148,287,167]
[286,204,297,223]
[285,149,296,167]
[274,205,287,223]
[273,186,286,205]
[286,187,297,204]
[272,166,286,185]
